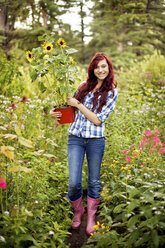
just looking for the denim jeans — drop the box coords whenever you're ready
[66,134,105,202]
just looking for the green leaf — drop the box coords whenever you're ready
[34,64,45,72]
[38,81,47,93]
[127,229,140,246]
[0,146,14,160]
[38,35,45,41]
[3,134,17,140]
[18,137,34,148]
[152,230,159,247]
[69,74,75,83]
[113,203,126,213]
[129,188,139,198]
[66,48,78,54]
[30,70,38,82]
[8,166,32,173]
[127,215,139,229]
[127,200,139,213]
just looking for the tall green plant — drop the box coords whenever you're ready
[27,34,80,106]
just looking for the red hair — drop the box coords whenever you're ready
[75,53,117,112]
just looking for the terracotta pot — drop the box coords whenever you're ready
[54,106,75,124]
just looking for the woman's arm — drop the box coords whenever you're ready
[67,97,101,126]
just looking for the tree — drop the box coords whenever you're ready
[86,0,165,67]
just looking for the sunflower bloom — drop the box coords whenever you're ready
[57,38,66,47]
[44,43,53,52]
[26,51,32,62]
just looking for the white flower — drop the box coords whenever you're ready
[49,231,54,235]
[4,211,9,215]
[0,236,6,243]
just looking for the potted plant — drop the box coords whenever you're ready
[26,34,80,124]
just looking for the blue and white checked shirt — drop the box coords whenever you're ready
[68,82,118,138]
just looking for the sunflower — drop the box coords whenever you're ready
[44,43,53,52]
[57,38,66,47]
[26,51,32,62]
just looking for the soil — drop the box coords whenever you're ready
[67,211,89,248]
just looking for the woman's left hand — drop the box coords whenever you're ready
[67,97,79,108]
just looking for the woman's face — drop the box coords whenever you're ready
[94,59,109,82]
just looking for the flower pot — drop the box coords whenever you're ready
[54,106,75,124]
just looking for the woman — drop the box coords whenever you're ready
[50,53,118,235]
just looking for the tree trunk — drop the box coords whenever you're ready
[146,0,151,12]
[0,5,9,55]
[80,0,85,64]
[41,6,48,28]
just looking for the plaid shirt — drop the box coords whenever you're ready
[68,83,118,138]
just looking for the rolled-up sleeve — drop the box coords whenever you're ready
[96,88,118,123]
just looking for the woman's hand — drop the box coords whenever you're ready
[67,97,79,107]
[49,108,62,120]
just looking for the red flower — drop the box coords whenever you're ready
[10,103,17,109]
[50,158,54,162]
[0,176,7,189]
[122,149,127,154]
[20,96,29,102]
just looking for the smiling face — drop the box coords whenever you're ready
[94,59,109,83]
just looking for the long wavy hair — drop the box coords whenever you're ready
[75,53,117,112]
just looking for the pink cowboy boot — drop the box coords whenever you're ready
[86,196,100,235]
[70,196,85,229]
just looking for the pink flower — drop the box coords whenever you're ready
[0,176,7,189]
[155,130,160,135]
[143,163,145,167]
[122,149,127,154]
[163,143,165,148]
[144,131,153,136]
[159,148,165,154]
[125,156,132,162]
[153,136,161,144]
[140,141,146,148]
[149,148,153,153]
[142,137,148,142]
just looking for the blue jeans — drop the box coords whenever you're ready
[66,134,105,202]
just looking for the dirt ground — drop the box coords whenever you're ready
[67,211,89,248]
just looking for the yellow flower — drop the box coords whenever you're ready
[41,41,47,47]
[70,57,75,64]
[44,43,53,52]
[57,38,66,47]
[121,166,128,170]
[101,223,105,229]
[110,164,116,168]
[101,162,105,167]
[26,51,32,62]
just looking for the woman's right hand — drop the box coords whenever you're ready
[49,108,62,120]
